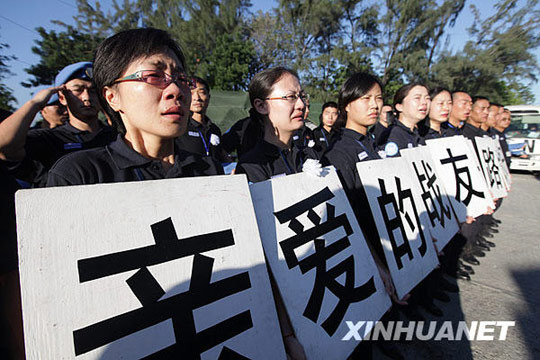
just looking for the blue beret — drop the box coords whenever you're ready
[54,62,93,86]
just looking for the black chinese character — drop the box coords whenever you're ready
[377,177,427,270]
[482,149,503,189]
[73,218,252,359]
[412,160,453,228]
[274,187,376,336]
[440,148,485,205]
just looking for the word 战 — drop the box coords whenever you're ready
[342,321,515,341]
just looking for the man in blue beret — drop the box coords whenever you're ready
[0,62,116,187]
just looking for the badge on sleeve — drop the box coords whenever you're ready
[358,151,368,161]
[210,133,220,146]
[384,142,399,157]
[307,140,315,148]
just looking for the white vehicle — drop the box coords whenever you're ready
[505,105,540,172]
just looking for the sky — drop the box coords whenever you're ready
[1,0,539,108]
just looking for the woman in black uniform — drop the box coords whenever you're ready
[381,83,431,157]
[235,67,317,183]
[323,72,407,359]
[47,28,223,186]
[419,87,452,141]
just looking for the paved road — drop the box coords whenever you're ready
[374,172,540,359]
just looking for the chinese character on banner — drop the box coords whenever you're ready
[16,176,286,359]
[474,136,508,199]
[426,136,494,218]
[250,169,390,360]
[401,147,460,251]
[357,158,439,299]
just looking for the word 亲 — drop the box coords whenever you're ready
[342,321,515,341]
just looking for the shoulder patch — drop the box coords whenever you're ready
[384,142,399,157]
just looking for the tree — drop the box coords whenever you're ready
[431,0,540,104]
[22,26,102,87]
[0,41,16,111]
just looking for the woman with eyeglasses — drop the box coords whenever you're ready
[47,28,223,186]
[235,67,317,183]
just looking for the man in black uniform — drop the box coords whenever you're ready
[369,104,393,146]
[175,77,230,163]
[312,101,338,156]
[31,93,68,129]
[0,62,116,187]
[462,96,490,138]
[442,91,471,136]
[493,109,512,166]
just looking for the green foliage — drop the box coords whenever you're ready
[22,26,102,87]
[0,40,16,111]
[22,0,540,104]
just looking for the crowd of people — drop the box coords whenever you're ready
[0,28,513,359]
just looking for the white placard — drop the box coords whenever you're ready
[400,146,460,250]
[492,137,512,190]
[356,158,439,299]
[250,169,391,359]
[474,136,508,199]
[426,136,494,218]
[16,175,286,360]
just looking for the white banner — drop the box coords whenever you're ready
[357,158,439,299]
[250,169,391,359]
[426,136,494,218]
[16,176,286,360]
[474,136,508,199]
[400,146,460,251]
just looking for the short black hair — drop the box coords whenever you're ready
[192,76,210,93]
[319,101,338,122]
[337,72,382,130]
[451,90,470,100]
[93,28,187,134]
[472,96,490,106]
[429,86,451,100]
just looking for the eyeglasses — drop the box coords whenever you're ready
[265,91,309,103]
[114,70,195,90]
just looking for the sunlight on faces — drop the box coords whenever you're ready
[104,49,191,141]
[429,91,452,124]
[259,73,306,135]
[498,111,511,129]
[321,106,338,128]
[345,83,383,132]
[397,85,431,125]
[59,78,100,121]
[190,82,210,115]
[471,99,490,125]
[450,92,472,121]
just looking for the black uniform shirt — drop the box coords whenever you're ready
[235,139,318,183]
[369,121,391,147]
[175,117,224,161]
[321,128,384,258]
[421,126,443,142]
[461,122,488,140]
[47,135,223,187]
[312,125,337,156]
[380,120,422,157]
[441,121,463,137]
[221,116,264,159]
[9,122,116,187]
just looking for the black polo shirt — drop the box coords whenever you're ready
[235,140,319,183]
[441,121,463,137]
[312,125,337,156]
[175,116,225,161]
[8,122,116,187]
[421,126,443,142]
[369,121,391,147]
[321,128,384,259]
[461,122,488,140]
[380,120,422,157]
[292,125,313,150]
[221,116,264,159]
[47,135,224,187]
